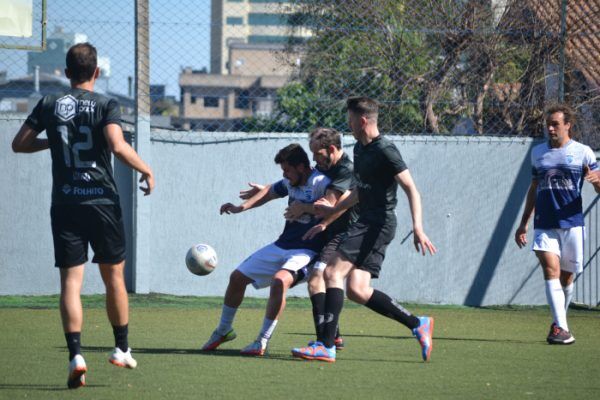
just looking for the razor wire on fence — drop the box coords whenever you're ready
[1,0,600,147]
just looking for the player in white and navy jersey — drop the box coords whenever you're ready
[515,104,600,345]
[201,144,331,356]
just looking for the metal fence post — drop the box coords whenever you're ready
[558,0,568,102]
[133,0,151,293]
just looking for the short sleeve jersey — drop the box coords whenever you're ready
[353,136,407,225]
[25,88,122,205]
[318,152,358,235]
[531,139,598,229]
[270,169,331,252]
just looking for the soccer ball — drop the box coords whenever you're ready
[185,243,218,276]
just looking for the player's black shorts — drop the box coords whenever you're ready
[50,204,126,268]
[317,231,345,265]
[336,220,396,278]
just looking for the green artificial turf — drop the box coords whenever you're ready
[0,296,599,399]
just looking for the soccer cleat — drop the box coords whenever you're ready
[201,329,237,351]
[334,336,345,351]
[291,341,336,362]
[67,354,87,389]
[547,325,575,345]
[412,316,434,362]
[240,340,267,357]
[109,347,138,369]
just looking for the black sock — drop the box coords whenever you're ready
[322,288,344,348]
[335,324,341,339]
[365,290,420,330]
[310,293,326,342]
[112,324,129,352]
[65,332,81,361]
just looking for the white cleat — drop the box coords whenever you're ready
[109,347,138,369]
[67,354,87,389]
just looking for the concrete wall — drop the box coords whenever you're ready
[2,117,599,305]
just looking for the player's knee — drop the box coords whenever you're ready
[323,267,341,284]
[346,284,369,304]
[307,271,324,295]
[229,270,250,288]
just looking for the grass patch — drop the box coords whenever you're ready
[0,298,599,399]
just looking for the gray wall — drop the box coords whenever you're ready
[2,118,599,305]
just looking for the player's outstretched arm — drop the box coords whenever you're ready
[104,123,154,195]
[515,179,537,248]
[11,124,49,153]
[239,182,265,200]
[396,170,436,256]
[303,190,352,240]
[285,188,342,220]
[221,184,276,215]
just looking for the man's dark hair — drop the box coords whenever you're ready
[309,127,342,150]
[346,96,379,120]
[66,43,98,84]
[274,143,310,168]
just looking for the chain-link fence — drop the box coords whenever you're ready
[1,1,599,146]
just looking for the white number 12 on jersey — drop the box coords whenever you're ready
[58,125,97,168]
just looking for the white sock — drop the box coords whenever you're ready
[563,282,574,314]
[258,318,278,346]
[216,305,238,335]
[545,279,568,331]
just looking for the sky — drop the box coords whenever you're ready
[0,0,212,99]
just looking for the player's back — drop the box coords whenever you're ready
[25,88,122,205]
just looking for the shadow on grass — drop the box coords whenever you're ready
[285,332,540,345]
[0,383,108,391]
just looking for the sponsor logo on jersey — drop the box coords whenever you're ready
[78,99,96,113]
[72,187,105,196]
[303,189,313,201]
[61,184,104,196]
[539,169,575,191]
[55,95,78,122]
[566,154,574,164]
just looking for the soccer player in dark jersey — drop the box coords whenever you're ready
[11,43,154,389]
[292,97,437,363]
[238,128,354,349]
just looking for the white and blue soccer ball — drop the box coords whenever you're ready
[185,243,218,276]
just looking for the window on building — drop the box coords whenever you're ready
[235,90,251,109]
[226,16,244,25]
[204,97,219,108]
[191,95,198,104]
[248,13,288,26]
[248,35,302,44]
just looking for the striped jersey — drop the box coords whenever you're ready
[531,140,598,229]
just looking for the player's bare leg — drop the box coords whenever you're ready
[240,270,294,357]
[60,265,87,388]
[202,270,253,351]
[99,261,137,368]
[536,251,575,344]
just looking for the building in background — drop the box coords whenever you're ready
[210,0,309,75]
[179,0,307,131]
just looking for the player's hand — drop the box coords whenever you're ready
[220,203,243,215]
[413,229,436,255]
[239,182,264,200]
[139,171,154,196]
[302,223,326,240]
[284,201,305,220]
[584,166,600,184]
[515,224,528,248]
[314,197,335,218]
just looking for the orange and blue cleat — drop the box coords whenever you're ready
[291,341,336,362]
[412,316,434,362]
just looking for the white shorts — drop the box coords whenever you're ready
[532,227,585,274]
[236,243,317,289]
